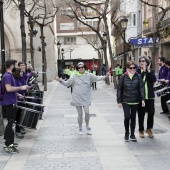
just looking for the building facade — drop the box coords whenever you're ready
[0,2,58,82]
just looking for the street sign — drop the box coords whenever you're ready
[129,37,160,46]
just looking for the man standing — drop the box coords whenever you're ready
[158,57,168,82]
[1,59,28,153]
[136,56,156,138]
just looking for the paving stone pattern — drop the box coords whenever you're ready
[23,83,103,170]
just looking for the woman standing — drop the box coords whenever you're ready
[56,62,109,135]
[117,61,145,142]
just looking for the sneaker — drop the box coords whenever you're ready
[78,128,83,135]
[86,126,92,135]
[5,144,19,154]
[3,142,18,148]
[139,131,145,138]
[146,129,154,138]
[15,132,24,139]
[130,135,137,142]
[124,134,129,142]
[20,126,26,134]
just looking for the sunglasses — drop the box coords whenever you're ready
[139,60,146,62]
[129,67,136,70]
[78,66,84,69]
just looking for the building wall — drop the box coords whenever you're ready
[1,4,57,82]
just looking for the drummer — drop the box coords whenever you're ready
[1,59,29,153]
[162,59,170,86]
[13,68,26,139]
[157,57,168,84]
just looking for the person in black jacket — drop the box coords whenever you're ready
[117,61,145,142]
[136,56,156,138]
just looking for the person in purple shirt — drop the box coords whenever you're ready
[158,57,169,83]
[18,61,27,86]
[1,59,28,153]
[13,68,26,139]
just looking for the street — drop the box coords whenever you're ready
[0,80,170,170]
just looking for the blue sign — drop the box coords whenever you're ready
[129,37,160,45]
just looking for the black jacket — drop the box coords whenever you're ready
[136,68,156,99]
[117,72,145,103]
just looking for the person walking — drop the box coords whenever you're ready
[136,56,156,138]
[1,59,28,153]
[117,61,145,142]
[56,62,109,135]
[118,65,123,79]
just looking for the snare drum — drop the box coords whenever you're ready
[160,88,170,113]
[166,100,170,113]
[154,84,165,91]
[17,106,40,129]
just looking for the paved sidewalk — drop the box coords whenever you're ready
[1,80,170,170]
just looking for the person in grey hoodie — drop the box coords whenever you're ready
[56,62,109,135]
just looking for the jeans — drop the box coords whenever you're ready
[122,103,138,136]
[138,99,155,132]
[2,104,17,146]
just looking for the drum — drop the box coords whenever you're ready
[160,88,170,113]
[25,96,43,104]
[154,84,166,91]
[27,90,44,98]
[166,100,170,113]
[18,101,44,112]
[17,106,40,129]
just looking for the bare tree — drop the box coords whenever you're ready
[60,0,120,85]
[140,0,170,69]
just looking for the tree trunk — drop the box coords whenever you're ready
[19,0,27,63]
[30,27,34,69]
[103,42,110,85]
[40,25,47,91]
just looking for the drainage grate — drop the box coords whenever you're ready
[90,114,97,117]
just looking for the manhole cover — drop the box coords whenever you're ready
[152,129,167,134]
[90,114,96,117]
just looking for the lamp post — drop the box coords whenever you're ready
[70,48,73,66]
[61,48,64,79]
[61,48,64,68]
[120,18,128,67]
[27,16,38,69]
[57,41,61,68]
[0,0,5,75]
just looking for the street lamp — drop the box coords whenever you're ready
[120,17,128,67]
[61,48,64,68]
[0,0,5,75]
[27,16,38,69]
[70,47,74,66]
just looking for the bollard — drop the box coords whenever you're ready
[0,106,4,136]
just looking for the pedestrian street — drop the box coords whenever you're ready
[1,80,170,170]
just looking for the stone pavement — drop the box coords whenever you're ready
[0,80,170,170]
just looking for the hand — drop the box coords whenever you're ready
[141,101,145,107]
[147,62,151,72]
[18,94,25,99]
[106,72,110,78]
[20,85,29,91]
[118,103,122,108]
[56,77,61,82]
[158,79,165,82]
[164,80,169,84]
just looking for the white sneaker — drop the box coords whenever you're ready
[78,128,83,135]
[86,126,92,135]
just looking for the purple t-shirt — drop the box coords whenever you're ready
[1,72,17,105]
[15,78,25,96]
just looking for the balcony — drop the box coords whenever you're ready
[116,42,130,55]
[143,17,154,36]
[156,9,170,29]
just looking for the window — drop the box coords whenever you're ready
[78,20,98,28]
[133,14,136,26]
[64,37,76,45]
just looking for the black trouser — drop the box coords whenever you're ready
[122,103,138,136]
[16,108,22,133]
[2,104,17,146]
[138,99,155,132]
[92,82,97,89]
